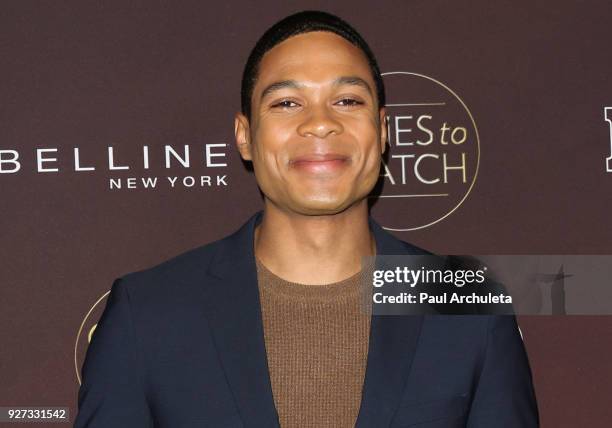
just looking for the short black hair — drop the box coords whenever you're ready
[240,10,386,119]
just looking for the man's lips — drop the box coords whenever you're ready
[289,153,350,174]
[290,153,350,162]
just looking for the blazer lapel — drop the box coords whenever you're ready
[355,218,425,428]
[200,211,280,428]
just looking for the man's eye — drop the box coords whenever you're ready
[336,98,363,107]
[272,100,298,108]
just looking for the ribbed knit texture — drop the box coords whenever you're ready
[255,257,371,428]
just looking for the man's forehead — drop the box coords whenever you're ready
[255,33,373,89]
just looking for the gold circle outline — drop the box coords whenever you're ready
[379,71,481,231]
[74,290,110,385]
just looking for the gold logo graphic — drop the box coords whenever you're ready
[371,72,480,231]
[74,291,110,385]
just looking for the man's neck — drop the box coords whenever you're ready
[254,200,375,285]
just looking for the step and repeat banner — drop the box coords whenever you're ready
[1,1,611,426]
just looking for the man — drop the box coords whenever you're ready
[75,10,539,428]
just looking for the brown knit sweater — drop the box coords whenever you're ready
[255,258,371,428]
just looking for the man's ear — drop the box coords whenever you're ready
[234,113,253,161]
[379,107,388,155]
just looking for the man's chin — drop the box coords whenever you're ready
[287,196,360,216]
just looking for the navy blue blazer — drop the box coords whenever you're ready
[75,211,539,427]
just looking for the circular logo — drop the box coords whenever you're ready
[371,72,480,231]
[74,291,110,385]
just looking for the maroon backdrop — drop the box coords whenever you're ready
[1,1,611,426]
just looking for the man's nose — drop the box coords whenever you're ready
[296,105,344,139]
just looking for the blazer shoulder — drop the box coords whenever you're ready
[398,239,433,255]
[117,230,236,297]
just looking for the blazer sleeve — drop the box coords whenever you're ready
[74,278,154,428]
[466,315,540,427]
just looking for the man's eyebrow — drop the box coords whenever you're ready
[259,76,373,101]
[260,80,304,101]
[333,76,373,95]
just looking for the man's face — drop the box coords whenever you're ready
[235,31,387,216]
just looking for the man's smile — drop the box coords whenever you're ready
[288,152,351,175]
